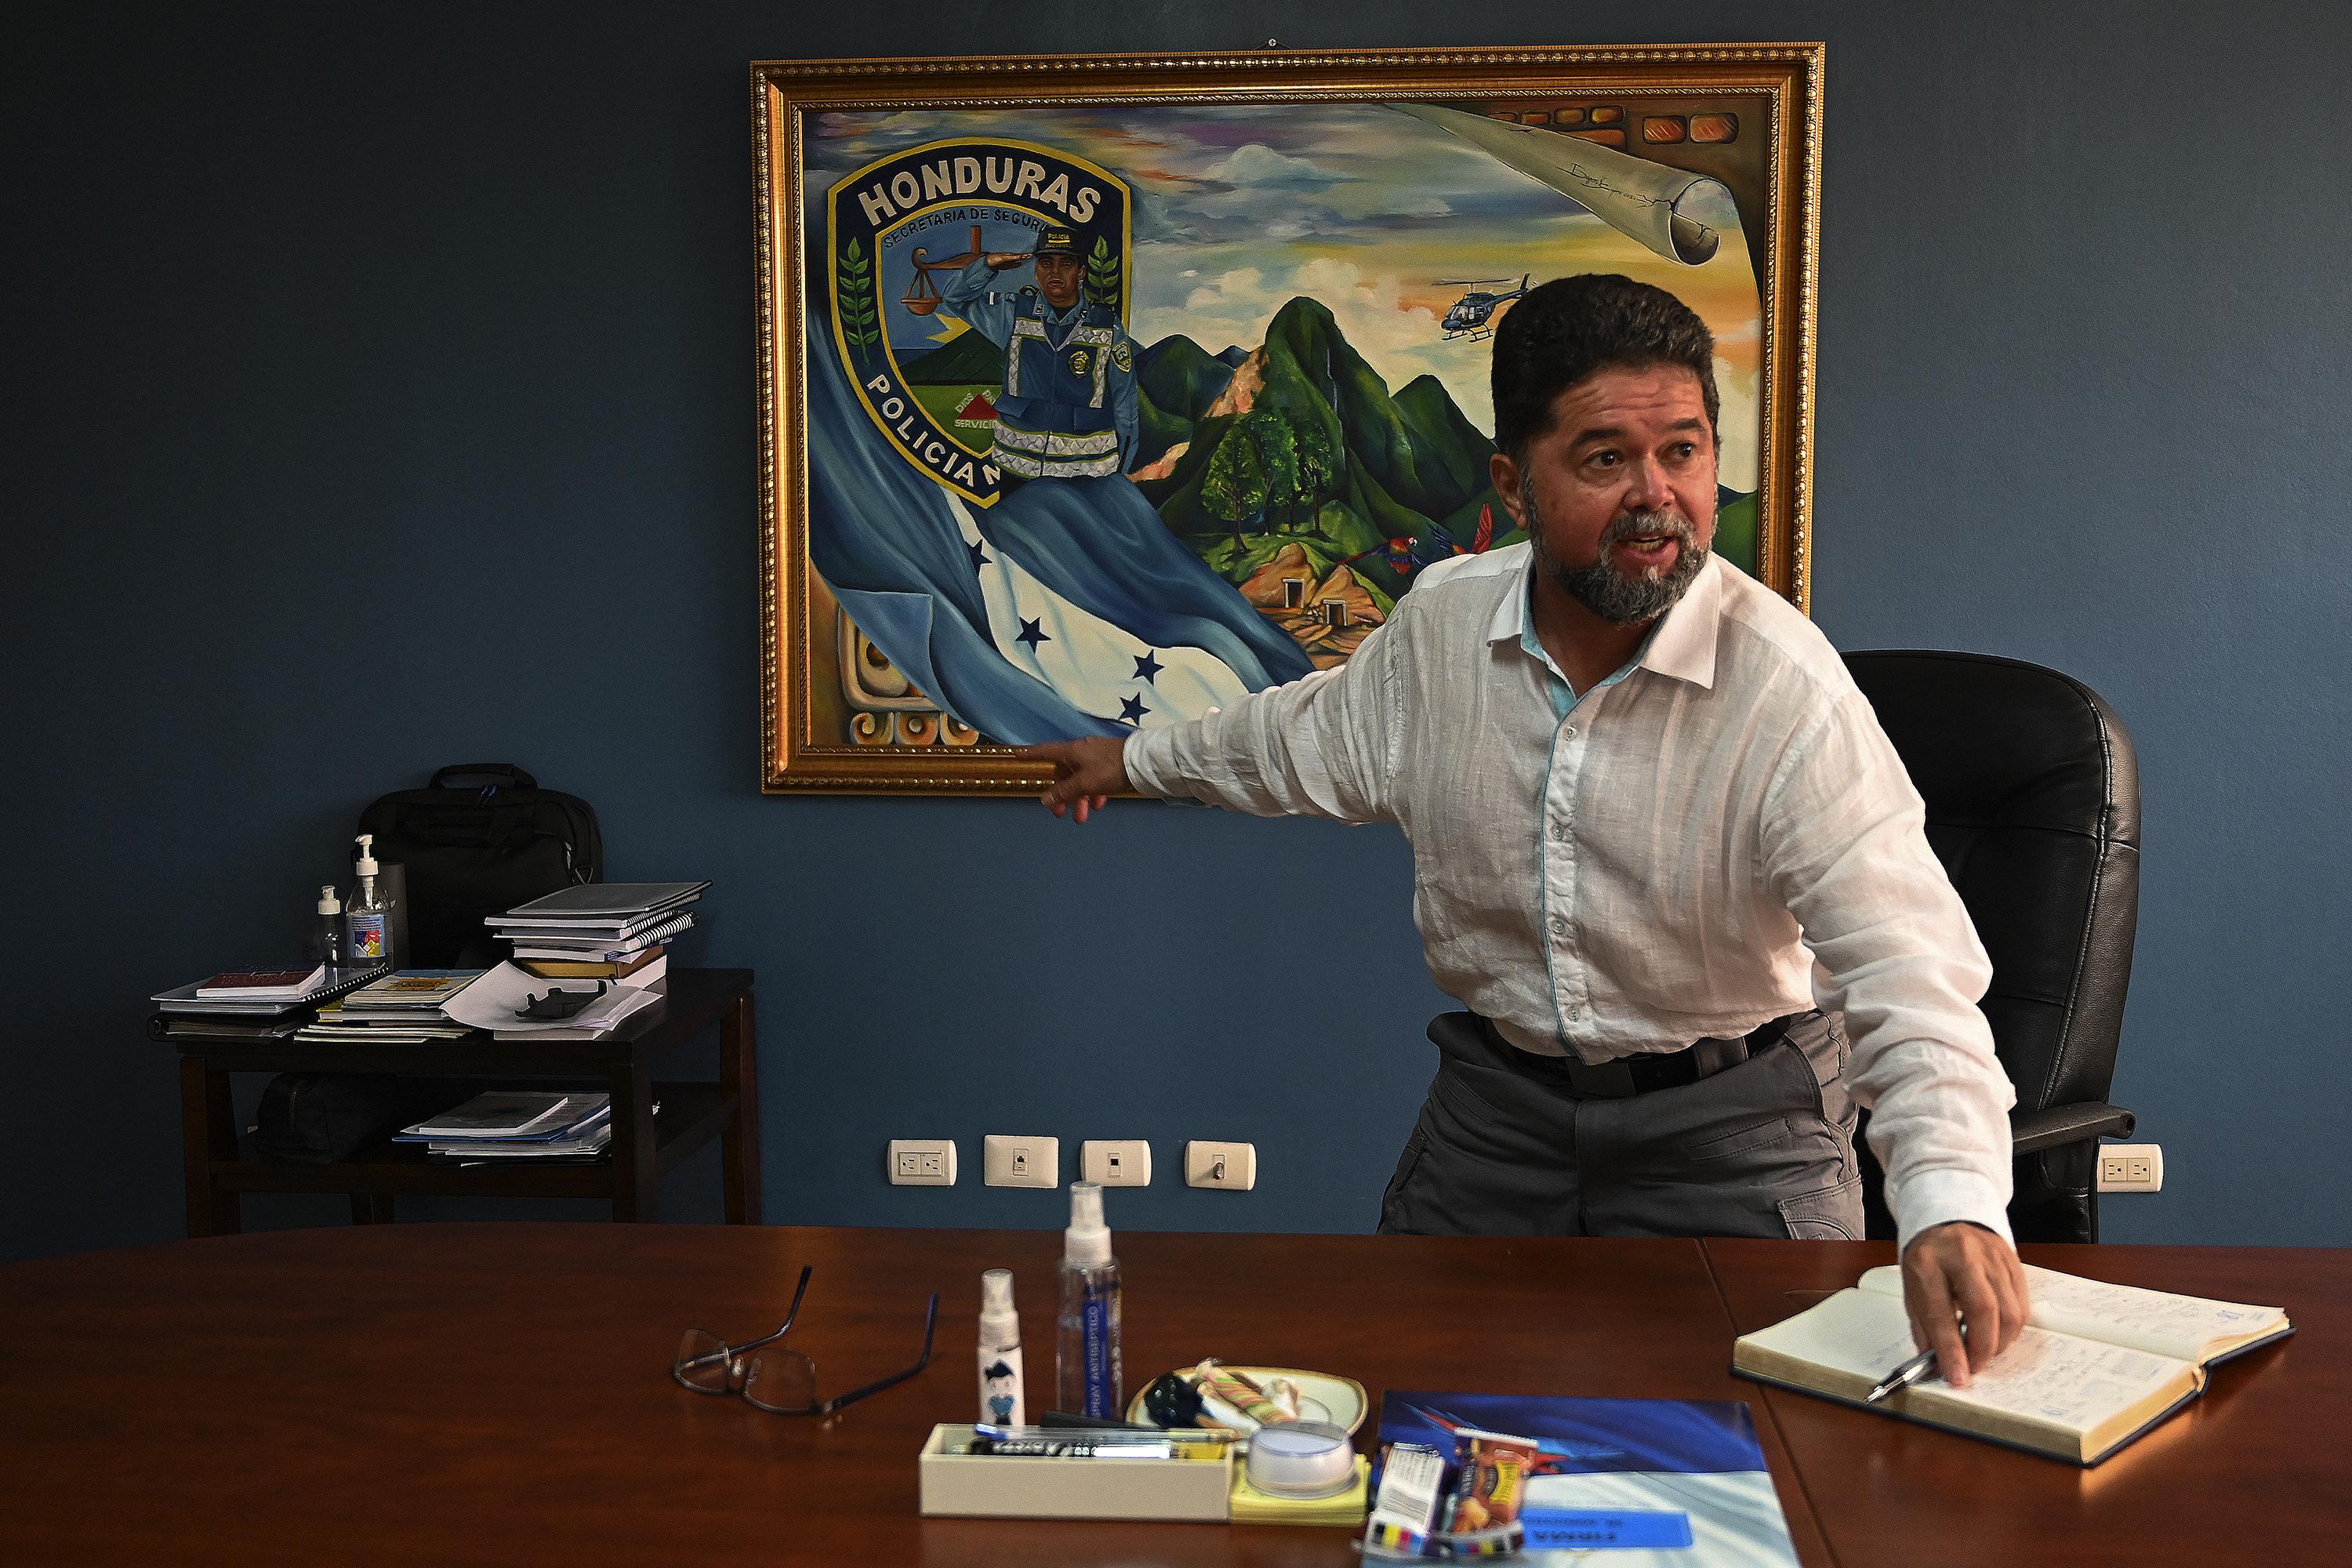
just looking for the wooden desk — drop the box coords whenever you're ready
[3,1226,2340,1566]
[169,968,759,1234]
[0,1225,1828,1567]
[1706,1239,2348,1568]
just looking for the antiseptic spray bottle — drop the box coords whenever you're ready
[978,1268,1025,1426]
[1054,1181,1122,1417]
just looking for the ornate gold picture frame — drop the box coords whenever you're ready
[754,44,1824,793]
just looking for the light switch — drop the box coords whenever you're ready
[1185,1140,1257,1192]
[983,1134,1060,1189]
[1081,1139,1152,1187]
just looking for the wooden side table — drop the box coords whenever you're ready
[168,967,760,1235]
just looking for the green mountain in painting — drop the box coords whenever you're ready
[1137,297,1504,601]
[899,330,1005,385]
[1137,335,1234,422]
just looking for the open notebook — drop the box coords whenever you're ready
[1732,1264,2291,1465]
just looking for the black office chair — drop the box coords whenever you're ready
[1842,651,2140,1244]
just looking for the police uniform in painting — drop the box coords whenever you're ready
[939,230,1140,481]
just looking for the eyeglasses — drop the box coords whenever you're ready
[672,1264,939,1416]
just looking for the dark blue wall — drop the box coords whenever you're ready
[8,2,2348,1260]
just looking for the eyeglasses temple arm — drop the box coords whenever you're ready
[719,1263,817,1358]
[817,1292,940,1414]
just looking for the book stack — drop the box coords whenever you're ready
[486,882,710,985]
[394,1091,617,1164]
[149,964,390,1041]
[296,970,485,1044]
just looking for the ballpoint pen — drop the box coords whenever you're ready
[1867,1321,1966,1403]
[1863,1348,1938,1403]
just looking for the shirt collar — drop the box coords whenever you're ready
[1490,549,1722,691]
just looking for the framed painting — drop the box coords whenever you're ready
[753,43,1823,793]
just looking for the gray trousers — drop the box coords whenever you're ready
[1378,1011,1866,1240]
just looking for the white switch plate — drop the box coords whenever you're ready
[887,1138,956,1186]
[1081,1139,1152,1187]
[1185,1140,1256,1191]
[983,1134,1060,1189]
[2096,1142,2163,1193]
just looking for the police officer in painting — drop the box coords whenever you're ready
[941,228,1140,482]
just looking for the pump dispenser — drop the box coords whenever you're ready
[978,1269,1025,1425]
[346,834,388,964]
[1054,1181,1123,1417]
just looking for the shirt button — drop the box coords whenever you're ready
[1550,823,1568,842]
[1563,726,1577,739]
[1566,1006,1581,1021]
[1548,915,1566,936]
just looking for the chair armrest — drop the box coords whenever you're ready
[2010,1102,2136,1155]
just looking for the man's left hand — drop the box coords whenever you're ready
[1900,1221,2029,1388]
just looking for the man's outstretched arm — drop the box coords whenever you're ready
[1023,617,1404,826]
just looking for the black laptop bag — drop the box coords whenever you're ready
[357,763,603,967]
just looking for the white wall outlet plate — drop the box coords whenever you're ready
[2096,1142,2163,1193]
[983,1134,1060,1189]
[1185,1140,1256,1192]
[1080,1139,1152,1187]
[887,1138,956,1187]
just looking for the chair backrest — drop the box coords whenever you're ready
[1842,651,2141,1238]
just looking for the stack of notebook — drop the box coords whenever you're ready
[148,964,390,1040]
[296,970,485,1044]
[394,1091,615,1163]
[486,882,710,984]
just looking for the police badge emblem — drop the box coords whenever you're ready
[826,140,1132,508]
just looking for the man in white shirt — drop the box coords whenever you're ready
[1028,274,2029,1385]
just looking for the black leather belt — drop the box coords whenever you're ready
[1486,1016,1768,1098]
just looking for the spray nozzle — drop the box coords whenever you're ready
[979,1267,1017,1334]
[1064,1180,1112,1267]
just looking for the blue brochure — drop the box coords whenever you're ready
[1377,1392,1799,1565]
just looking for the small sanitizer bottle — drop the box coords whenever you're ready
[346,835,388,964]
[310,884,345,967]
[978,1269,1025,1426]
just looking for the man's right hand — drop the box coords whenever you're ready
[1025,738,1128,822]
[985,251,1030,271]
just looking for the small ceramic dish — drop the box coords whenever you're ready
[1125,1366,1368,1450]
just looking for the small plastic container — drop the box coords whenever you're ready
[1243,1421,1357,1499]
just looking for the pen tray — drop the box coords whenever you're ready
[917,1424,1232,1522]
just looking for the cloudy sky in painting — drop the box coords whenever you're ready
[805,103,1762,488]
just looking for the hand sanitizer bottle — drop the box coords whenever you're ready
[307,884,346,967]
[978,1269,1025,1426]
[1055,1181,1123,1417]
[346,835,388,965]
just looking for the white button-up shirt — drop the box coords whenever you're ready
[1124,545,2015,1248]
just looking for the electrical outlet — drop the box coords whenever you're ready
[1185,1140,1257,1192]
[886,1138,956,1186]
[983,1134,1060,1189]
[2096,1142,2164,1193]
[1081,1139,1152,1187]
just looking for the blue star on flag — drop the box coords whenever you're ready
[1016,618,1051,651]
[967,537,990,572]
[1132,651,1163,683]
[1119,694,1150,724]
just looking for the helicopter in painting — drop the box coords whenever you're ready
[1436,274,1530,342]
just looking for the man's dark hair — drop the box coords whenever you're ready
[1491,274,1719,459]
